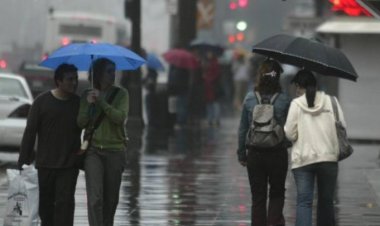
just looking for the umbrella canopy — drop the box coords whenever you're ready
[162,48,199,70]
[39,42,145,71]
[251,34,358,81]
[189,38,224,56]
[146,53,164,71]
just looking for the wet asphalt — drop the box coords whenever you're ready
[0,116,380,226]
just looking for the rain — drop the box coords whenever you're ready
[0,0,380,226]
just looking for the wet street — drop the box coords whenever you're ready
[0,116,380,225]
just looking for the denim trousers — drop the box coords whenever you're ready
[206,101,221,124]
[176,94,188,125]
[292,162,338,226]
[246,148,288,226]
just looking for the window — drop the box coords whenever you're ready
[59,24,102,37]
[0,78,28,98]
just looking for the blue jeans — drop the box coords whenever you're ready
[176,94,188,126]
[206,101,220,124]
[292,162,338,226]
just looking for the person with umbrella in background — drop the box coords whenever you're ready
[143,53,164,127]
[237,59,291,226]
[163,48,199,129]
[77,58,129,226]
[18,63,81,226]
[232,50,250,111]
[202,50,222,126]
[284,70,347,226]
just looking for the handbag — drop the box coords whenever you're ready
[4,165,39,226]
[75,88,120,169]
[330,96,353,161]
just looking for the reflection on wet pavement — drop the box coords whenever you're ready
[0,118,380,225]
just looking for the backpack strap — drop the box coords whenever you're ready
[254,91,262,104]
[255,92,279,105]
[269,93,279,104]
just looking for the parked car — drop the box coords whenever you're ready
[0,72,33,148]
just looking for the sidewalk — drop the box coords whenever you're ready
[0,117,380,225]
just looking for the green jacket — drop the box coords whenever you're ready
[77,86,129,150]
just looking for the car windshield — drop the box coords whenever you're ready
[0,78,28,98]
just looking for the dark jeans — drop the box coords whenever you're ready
[38,167,79,226]
[85,147,126,226]
[292,162,338,226]
[246,148,288,226]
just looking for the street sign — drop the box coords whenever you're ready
[357,0,380,19]
[166,0,178,15]
[197,0,215,30]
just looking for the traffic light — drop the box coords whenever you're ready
[238,0,249,8]
[236,32,245,41]
[229,0,249,10]
[227,32,245,44]
[0,59,7,69]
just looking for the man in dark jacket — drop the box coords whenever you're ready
[18,63,81,226]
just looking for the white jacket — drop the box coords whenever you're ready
[284,91,346,169]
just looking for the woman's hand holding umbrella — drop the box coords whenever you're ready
[87,89,100,103]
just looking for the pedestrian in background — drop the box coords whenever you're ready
[143,67,158,127]
[232,53,249,111]
[284,70,343,226]
[188,49,205,126]
[18,63,81,226]
[167,65,191,129]
[77,58,129,226]
[237,59,290,226]
[202,51,222,126]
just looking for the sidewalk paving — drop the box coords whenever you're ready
[0,117,379,225]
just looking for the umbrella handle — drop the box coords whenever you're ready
[91,55,94,89]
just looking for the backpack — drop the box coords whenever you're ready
[245,92,285,149]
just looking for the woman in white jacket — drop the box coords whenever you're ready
[284,70,346,226]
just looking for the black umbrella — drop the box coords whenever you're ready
[251,34,358,81]
[189,38,224,57]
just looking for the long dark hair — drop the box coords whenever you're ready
[254,59,283,95]
[292,70,317,108]
[89,58,115,89]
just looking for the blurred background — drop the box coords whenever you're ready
[0,1,380,225]
[0,0,379,140]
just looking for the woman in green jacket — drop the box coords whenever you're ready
[77,58,129,226]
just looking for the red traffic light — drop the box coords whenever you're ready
[238,0,249,8]
[228,34,236,43]
[229,2,238,10]
[229,0,249,10]
[0,59,7,69]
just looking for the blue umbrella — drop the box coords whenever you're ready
[146,53,164,71]
[39,42,146,71]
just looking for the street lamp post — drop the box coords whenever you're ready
[171,0,197,48]
[123,0,144,130]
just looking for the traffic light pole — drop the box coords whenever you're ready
[123,0,144,130]
[171,0,197,48]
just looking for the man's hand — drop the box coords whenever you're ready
[239,161,247,167]
[17,162,25,171]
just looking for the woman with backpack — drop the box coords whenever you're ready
[284,70,345,226]
[237,59,291,226]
